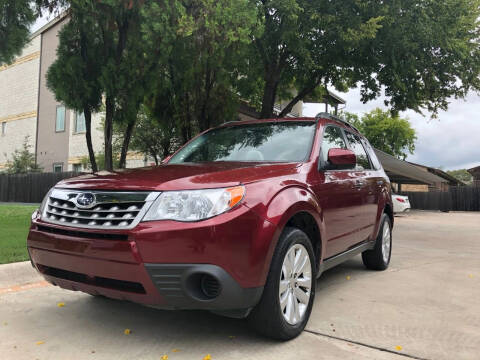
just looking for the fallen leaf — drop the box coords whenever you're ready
[57,302,65,307]
[228,335,235,339]
[395,345,403,351]
[91,350,96,354]
[346,276,351,280]
[161,355,168,360]
[3,322,7,326]
[203,354,212,360]
[36,341,45,345]
[171,349,180,353]
[124,329,131,335]
[468,274,474,279]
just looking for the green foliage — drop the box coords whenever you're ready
[446,169,473,185]
[0,0,36,64]
[241,0,480,119]
[344,108,416,160]
[143,0,259,143]
[114,107,179,165]
[4,136,43,174]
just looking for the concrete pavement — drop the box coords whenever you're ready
[1,211,479,359]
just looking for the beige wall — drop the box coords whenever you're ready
[0,36,40,170]
[36,19,71,172]
[67,112,104,171]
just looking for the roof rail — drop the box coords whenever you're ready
[315,112,360,133]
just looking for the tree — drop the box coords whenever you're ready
[241,0,480,119]
[44,0,173,171]
[446,169,473,185]
[4,136,42,174]
[345,108,416,160]
[143,0,259,144]
[47,5,103,172]
[114,106,179,166]
[0,0,36,64]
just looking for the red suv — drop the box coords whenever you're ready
[27,113,393,340]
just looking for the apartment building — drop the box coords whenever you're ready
[0,30,41,171]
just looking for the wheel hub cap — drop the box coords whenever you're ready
[279,244,312,325]
[382,225,391,263]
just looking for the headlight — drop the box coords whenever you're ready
[142,186,245,222]
[38,188,53,219]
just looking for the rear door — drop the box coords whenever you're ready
[312,125,362,258]
[343,131,378,245]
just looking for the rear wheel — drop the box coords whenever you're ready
[248,227,316,340]
[362,214,392,270]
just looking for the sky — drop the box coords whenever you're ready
[304,88,480,171]
[32,16,479,171]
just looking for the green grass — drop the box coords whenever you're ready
[0,204,39,264]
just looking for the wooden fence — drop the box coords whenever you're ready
[402,186,480,212]
[0,172,80,203]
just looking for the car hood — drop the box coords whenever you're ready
[56,162,302,191]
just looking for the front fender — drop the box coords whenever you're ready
[244,183,326,278]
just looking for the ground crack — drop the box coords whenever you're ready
[304,329,430,360]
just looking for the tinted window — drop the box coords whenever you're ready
[362,139,382,170]
[169,122,316,163]
[320,126,347,164]
[345,132,371,170]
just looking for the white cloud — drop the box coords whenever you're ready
[304,88,480,170]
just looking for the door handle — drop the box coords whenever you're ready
[353,179,366,189]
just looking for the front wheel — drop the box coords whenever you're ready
[362,214,392,270]
[247,227,316,340]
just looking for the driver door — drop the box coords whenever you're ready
[311,125,362,258]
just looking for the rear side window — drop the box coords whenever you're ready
[345,131,371,170]
[320,126,347,163]
[362,139,382,170]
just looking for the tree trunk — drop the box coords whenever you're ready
[260,70,280,119]
[118,120,135,169]
[84,107,98,173]
[277,80,322,118]
[104,96,114,172]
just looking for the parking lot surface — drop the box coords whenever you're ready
[1,211,479,359]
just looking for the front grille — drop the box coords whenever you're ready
[42,188,159,230]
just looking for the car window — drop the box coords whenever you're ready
[344,131,371,170]
[169,121,316,163]
[320,126,347,164]
[362,138,382,170]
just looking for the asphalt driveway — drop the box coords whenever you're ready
[1,211,479,360]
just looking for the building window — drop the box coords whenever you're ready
[53,163,63,173]
[73,163,83,172]
[56,105,66,132]
[1,122,5,136]
[75,112,86,133]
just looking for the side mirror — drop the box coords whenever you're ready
[327,148,356,169]
[161,155,172,164]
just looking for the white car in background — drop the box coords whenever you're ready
[392,194,411,213]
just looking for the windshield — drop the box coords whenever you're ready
[169,121,316,164]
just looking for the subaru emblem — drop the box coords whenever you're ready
[76,193,96,208]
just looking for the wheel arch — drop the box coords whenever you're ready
[284,211,322,273]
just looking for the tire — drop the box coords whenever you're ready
[247,227,316,340]
[362,214,392,270]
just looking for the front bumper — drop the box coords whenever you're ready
[27,204,275,310]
